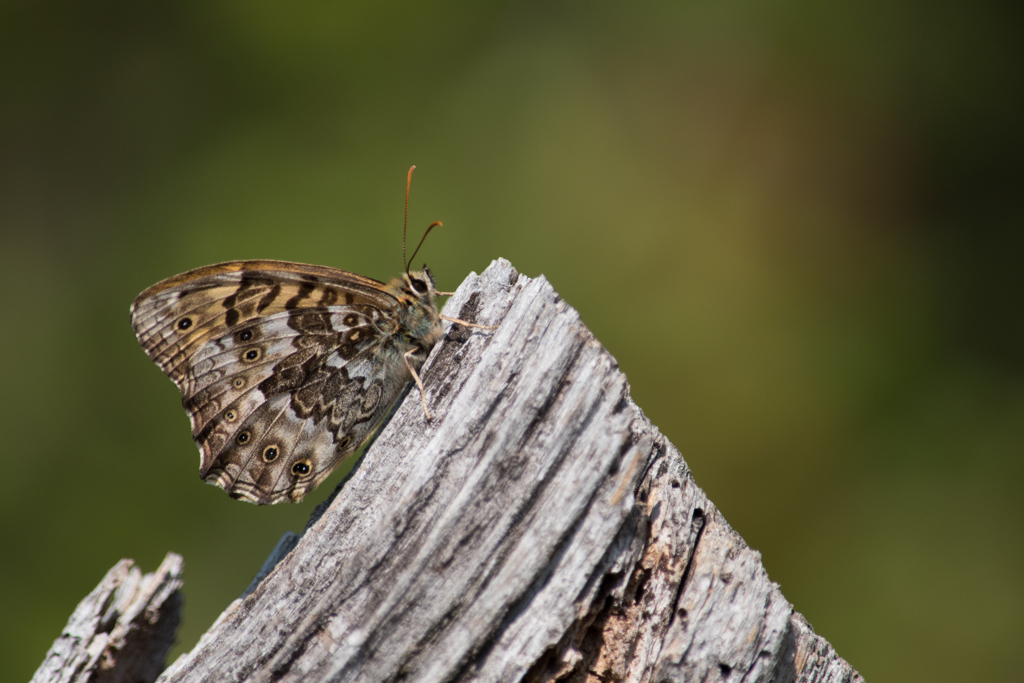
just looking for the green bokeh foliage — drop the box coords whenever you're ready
[2,2,1022,681]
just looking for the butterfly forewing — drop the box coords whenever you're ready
[131,260,438,505]
[132,261,394,385]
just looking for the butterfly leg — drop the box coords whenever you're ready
[404,348,433,421]
[439,314,498,330]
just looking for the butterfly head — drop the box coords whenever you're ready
[387,266,440,314]
[398,266,438,301]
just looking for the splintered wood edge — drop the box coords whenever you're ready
[154,258,861,683]
[31,553,183,683]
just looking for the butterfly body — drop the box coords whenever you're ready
[131,260,444,504]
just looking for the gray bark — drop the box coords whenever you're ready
[34,259,863,682]
[31,553,183,683]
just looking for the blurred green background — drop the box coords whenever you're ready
[2,1,1022,681]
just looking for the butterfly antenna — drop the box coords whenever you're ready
[403,165,416,273]
[408,221,443,271]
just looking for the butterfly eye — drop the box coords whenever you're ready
[291,459,311,477]
[337,435,353,451]
[262,445,280,463]
[236,329,253,342]
[225,410,238,422]
[236,431,251,445]
[177,317,193,331]
[233,378,246,389]
[409,277,427,293]
[243,349,261,362]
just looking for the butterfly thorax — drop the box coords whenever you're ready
[384,269,444,361]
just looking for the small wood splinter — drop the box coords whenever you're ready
[440,313,498,331]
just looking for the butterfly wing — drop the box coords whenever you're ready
[131,260,410,504]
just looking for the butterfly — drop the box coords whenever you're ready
[130,168,489,504]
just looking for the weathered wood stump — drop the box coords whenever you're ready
[33,259,862,683]
[31,553,183,683]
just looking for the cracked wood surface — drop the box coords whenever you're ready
[35,259,862,682]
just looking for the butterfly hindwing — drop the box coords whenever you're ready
[203,347,405,504]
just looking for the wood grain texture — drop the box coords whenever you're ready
[152,259,861,682]
[31,553,183,683]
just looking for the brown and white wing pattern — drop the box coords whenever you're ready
[131,260,394,385]
[131,260,411,504]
